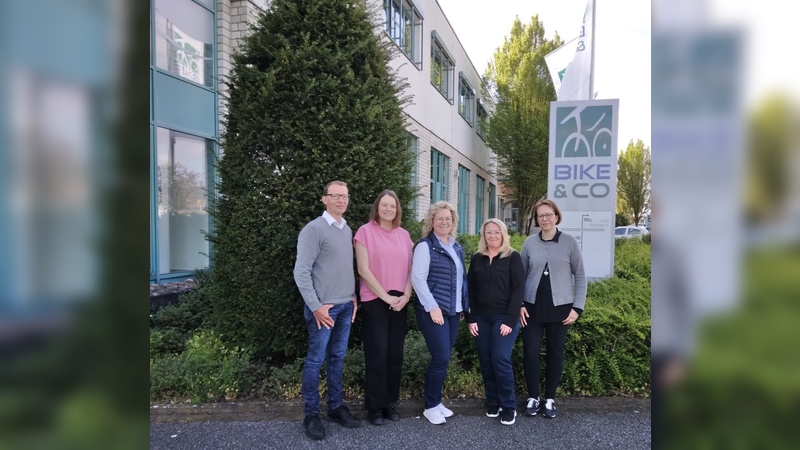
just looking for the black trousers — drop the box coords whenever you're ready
[361,296,408,412]
[521,311,569,399]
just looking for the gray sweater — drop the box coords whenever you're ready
[519,230,587,311]
[293,215,356,312]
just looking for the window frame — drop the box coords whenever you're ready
[430,148,450,203]
[457,165,471,234]
[383,0,424,69]
[430,31,455,103]
[458,72,475,126]
[475,175,485,233]
[476,99,489,140]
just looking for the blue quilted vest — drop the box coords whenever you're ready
[416,233,469,316]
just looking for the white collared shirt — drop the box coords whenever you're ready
[322,210,347,229]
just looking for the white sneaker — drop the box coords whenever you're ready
[436,403,454,418]
[423,407,446,425]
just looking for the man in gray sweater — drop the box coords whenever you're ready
[294,180,361,440]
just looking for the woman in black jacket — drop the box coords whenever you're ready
[466,218,525,425]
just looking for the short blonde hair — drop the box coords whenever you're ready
[422,201,458,239]
[477,218,513,258]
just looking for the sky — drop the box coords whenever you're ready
[436,0,651,151]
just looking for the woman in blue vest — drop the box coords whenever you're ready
[411,201,469,425]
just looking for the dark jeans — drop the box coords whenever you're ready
[474,314,520,411]
[521,308,569,399]
[415,307,460,409]
[301,301,353,416]
[361,297,408,411]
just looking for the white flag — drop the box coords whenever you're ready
[544,36,579,94]
[552,0,594,101]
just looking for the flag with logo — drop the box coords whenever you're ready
[544,36,578,94]
[546,0,594,101]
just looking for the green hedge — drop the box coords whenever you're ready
[151,234,651,403]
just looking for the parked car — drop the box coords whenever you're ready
[615,226,650,239]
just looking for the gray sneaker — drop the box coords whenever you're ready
[543,400,556,418]
[525,397,540,416]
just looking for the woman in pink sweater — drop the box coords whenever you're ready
[354,190,414,426]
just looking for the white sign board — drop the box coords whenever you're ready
[548,99,619,278]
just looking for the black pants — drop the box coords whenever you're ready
[521,314,569,399]
[361,296,408,412]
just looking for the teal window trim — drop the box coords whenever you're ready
[475,175,485,233]
[430,31,455,103]
[383,0,424,70]
[152,0,217,90]
[488,183,496,219]
[430,148,450,203]
[458,72,475,126]
[476,100,488,140]
[457,165,470,234]
[150,125,157,278]
[407,133,419,216]
[150,0,218,284]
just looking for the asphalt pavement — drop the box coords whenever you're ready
[151,397,651,449]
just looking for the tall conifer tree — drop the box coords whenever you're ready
[208,0,413,358]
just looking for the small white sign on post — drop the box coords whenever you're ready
[548,99,619,279]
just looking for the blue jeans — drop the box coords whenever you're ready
[473,314,520,411]
[302,301,353,416]
[415,307,460,409]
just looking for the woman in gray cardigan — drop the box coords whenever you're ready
[518,199,586,419]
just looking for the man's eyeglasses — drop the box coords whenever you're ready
[325,194,350,200]
[537,213,556,220]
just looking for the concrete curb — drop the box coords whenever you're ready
[150,397,650,423]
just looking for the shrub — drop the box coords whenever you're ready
[149,285,213,358]
[207,0,416,361]
[150,329,253,403]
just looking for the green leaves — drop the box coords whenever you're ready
[617,139,651,226]
[484,17,563,234]
[208,0,414,360]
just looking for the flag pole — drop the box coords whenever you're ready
[589,0,596,99]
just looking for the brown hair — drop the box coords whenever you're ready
[369,189,402,228]
[323,180,347,195]
[533,199,563,227]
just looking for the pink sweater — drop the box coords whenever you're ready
[353,221,413,302]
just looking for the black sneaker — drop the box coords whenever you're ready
[543,400,556,418]
[382,405,401,421]
[485,406,501,418]
[368,409,385,426]
[525,397,540,416]
[500,408,517,425]
[327,404,362,428]
[303,415,325,440]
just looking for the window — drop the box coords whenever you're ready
[457,166,470,234]
[154,0,214,87]
[475,176,485,233]
[383,0,423,69]
[476,100,489,140]
[430,32,455,102]
[458,73,475,125]
[430,148,450,203]
[488,183,496,219]
[407,133,419,216]
[156,127,213,275]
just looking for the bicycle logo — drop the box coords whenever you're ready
[555,105,613,158]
